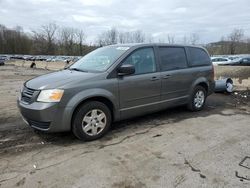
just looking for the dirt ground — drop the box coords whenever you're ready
[0,64,250,188]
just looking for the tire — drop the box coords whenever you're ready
[72,101,111,141]
[187,86,207,111]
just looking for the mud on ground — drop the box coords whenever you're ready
[0,65,250,188]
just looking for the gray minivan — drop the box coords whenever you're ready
[18,44,215,141]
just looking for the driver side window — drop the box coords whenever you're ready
[122,48,156,75]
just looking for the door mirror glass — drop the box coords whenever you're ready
[118,64,135,76]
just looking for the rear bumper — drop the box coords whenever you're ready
[17,99,72,132]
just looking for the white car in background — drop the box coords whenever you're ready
[211,57,232,65]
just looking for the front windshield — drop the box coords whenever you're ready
[70,46,130,72]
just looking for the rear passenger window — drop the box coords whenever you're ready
[188,47,211,66]
[159,47,187,71]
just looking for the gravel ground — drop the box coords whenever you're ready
[0,64,250,188]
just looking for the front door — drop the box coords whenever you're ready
[118,47,161,119]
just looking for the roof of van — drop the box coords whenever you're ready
[109,43,201,47]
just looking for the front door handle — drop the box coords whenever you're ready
[150,76,160,81]
[162,74,172,79]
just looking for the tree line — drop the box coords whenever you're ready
[0,23,149,56]
[0,23,95,56]
[206,29,250,55]
[0,23,250,56]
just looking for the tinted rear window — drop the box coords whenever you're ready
[159,47,188,71]
[188,47,211,66]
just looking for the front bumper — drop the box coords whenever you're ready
[17,99,72,132]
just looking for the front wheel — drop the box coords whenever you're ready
[187,86,207,111]
[72,101,111,141]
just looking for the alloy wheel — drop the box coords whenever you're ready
[82,109,107,136]
[194,90,205,108]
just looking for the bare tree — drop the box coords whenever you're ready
[189,33,199,45]
[228,28,244,54]
[0,23,93,56]
[118,31,130,43]
[132,30,145,43]
[167,34,175,44]
[0,25,32,54]
[219,36,229,54]
[182,35,188,44]
[76,29,85,55]
[41,23,58,54]
[157,38,165,43]
[3,23,249,56]
[59,27,77,55]
[146,35,153,43]
[118,30,145,43]
[246,38,250,54]
[32,30,47,54]
[0,25,4,52]
[98,27,118,46]
[109,27,118,44]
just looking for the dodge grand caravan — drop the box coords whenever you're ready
[18,44,215,141]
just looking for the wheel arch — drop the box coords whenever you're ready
[73,95,114,117]
[189,77,209,97]
[197,82,208,93]
[70,96,119,131]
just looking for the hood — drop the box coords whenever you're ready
[25,70,97,90]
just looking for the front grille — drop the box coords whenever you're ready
[21,87,36,104]
[28,119,50,130]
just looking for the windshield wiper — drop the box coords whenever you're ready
[67,68,88,72]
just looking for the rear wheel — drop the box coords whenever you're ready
[72,101,111,141]
[187,86,207,111]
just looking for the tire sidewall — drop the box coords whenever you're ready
[72,101,111,141]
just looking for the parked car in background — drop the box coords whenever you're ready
[10,55,24,60]
[0,56,6,66]
[228,56,240,61]
[23,55,32,61]
[35,56,47,61]
[211,57,232,65]
[18,44,215,141]
[226,57,250,66]
[72,56,82,63]
[51,57,65,62]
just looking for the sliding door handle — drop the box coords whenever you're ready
[162,74,172,79]
[150,76,160,81]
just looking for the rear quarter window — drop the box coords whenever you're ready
[188,47,211,66]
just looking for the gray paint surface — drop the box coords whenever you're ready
[18,43,215,132]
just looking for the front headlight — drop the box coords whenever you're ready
[37,89,64,103]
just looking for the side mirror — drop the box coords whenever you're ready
[117,64,135,76]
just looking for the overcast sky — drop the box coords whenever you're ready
[0,0,250,44]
